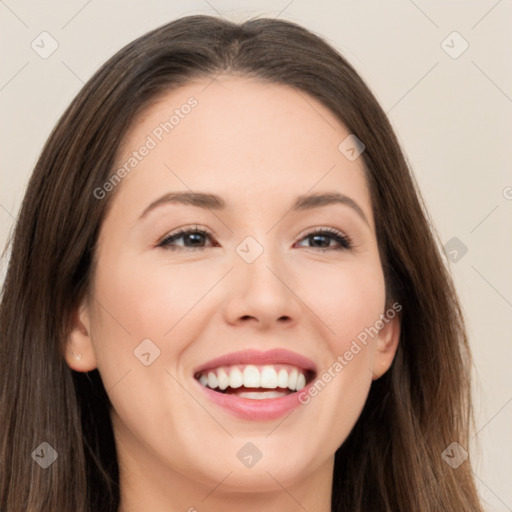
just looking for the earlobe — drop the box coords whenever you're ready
[371,312,401,380]
[64,301,97,372]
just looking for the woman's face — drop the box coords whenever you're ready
[67,75,399,500]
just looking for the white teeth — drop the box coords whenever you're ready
[217,367,230,390]
[208,371,218,389]
[197,364,310,394]
[260,365,278,388]
[237,391,288,399]
[277,368,288,388]
[287,368,298,391]
[243,365,261,388]
[229,367,243,389]
[296,372,306,391]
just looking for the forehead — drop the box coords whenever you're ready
[109,74,372,225]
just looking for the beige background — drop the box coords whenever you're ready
[1,1,511,509]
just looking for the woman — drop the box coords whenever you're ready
[0,14,484,512]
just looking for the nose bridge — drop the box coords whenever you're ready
[226,232,300,326]
[236,231,286,283]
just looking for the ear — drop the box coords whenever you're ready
[64,298,97,372]
[371,310,401,380]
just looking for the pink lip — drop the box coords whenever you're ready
[193,348,317,375]
[193,348,317,421]
[196,382,316,420]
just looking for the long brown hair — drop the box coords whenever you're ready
[0,14,483,511]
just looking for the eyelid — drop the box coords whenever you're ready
[295,225,348,242]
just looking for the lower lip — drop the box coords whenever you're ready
[196,381,313,421]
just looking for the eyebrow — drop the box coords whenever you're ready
[139,191,370,226]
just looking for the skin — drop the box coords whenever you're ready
[65,75,400,512]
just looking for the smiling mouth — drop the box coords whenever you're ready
[194,363,315,399]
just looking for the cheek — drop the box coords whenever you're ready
[88,252,213,397]
[92,255,207,338]
[293,254,386,345]
[293,256,386,432]
[87,255,212,444]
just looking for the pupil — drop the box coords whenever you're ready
[187,234,204,246]
[312,234,328,247]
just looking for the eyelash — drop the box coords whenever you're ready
[157,225,353,252]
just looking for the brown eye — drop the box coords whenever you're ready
[158,227,215,250]
[296,228,352,251]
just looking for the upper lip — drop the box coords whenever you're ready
[193,348,317,376]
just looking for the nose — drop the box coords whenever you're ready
[222,243,302,330]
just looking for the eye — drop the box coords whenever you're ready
[158,226,217,250]
[295,227,352,251]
